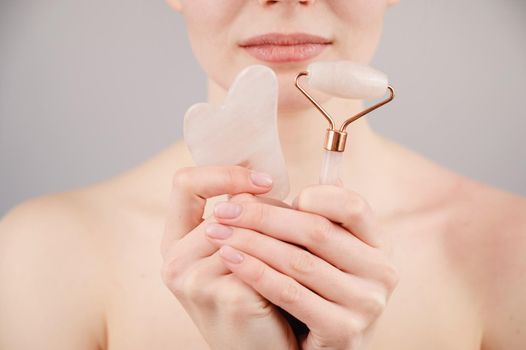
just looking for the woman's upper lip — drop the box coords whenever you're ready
[238,32,333,47]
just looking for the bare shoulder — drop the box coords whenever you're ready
[0,145,193,350]
[443,178,526,349]
[0,189,110,349]
[477,186,526,350]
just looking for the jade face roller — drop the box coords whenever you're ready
[183,61,395,202]
[295,60,395,185]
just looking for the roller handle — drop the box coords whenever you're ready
[319,149,343,185]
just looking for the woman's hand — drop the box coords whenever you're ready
[160,165,300,350]
[206,184,399,350]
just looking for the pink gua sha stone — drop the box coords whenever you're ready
[183,65,290,200]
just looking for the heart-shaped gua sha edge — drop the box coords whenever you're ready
[183,65,290,200]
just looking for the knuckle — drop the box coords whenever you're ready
[345,197,369,223]
[330,314,366,350]
[343,315,365,338]
[252,202,270,227]
[178,269,201,299]
[309,218,333,244]
[191,282,215,307]
[249,261,267,284]
[215,283,245,307]
[363,291,387,317]
[171,167,193,189]
[167,264,212,305]
[295,187,315,210]
[225,166,238,190]
[214,286,234,306]
[161,256,184,288]
[162,262,190,297]
[238,228,258,250]
[213,291,231,308]
[382,263,400,291]
[290,248,316,274]
[214,278,270,319]
[278,280,300,305]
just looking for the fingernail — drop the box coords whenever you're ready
[205,223,233,239]
[250,170,273,187]
[214,201,242,219]
[219,245,244,264]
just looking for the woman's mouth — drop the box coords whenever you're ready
[238,33,332,63]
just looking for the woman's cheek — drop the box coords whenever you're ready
[331,1,387,64]
[330,0,387,22]
[182,0,244,86]
[184,21,226,79]
[181,0,243,25]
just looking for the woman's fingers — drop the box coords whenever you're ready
[163,193,278,273]
[292,185,383,248]
[162,221,229,286]
[206,225,388,314]
[164,249,271,330]
[161,165,273,258]
[217,245,366,349]
[205,186,398,349]
[211,200,391,283]
[166,251,229,301]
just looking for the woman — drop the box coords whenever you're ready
[1,0,525,349]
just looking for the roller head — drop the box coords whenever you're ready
[306,60,388,100]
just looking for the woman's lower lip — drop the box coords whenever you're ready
[241,43,329,63]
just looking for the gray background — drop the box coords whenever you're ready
[0,0,525,215]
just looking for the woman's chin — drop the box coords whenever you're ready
[276,73,332,114]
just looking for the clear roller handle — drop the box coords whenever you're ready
[319,149,343,185]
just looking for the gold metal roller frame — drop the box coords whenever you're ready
[295,71,395,152]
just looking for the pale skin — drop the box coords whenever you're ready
[1,0,526,349]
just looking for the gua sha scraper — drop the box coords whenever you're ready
[183,65,290,200]
[295,60,396,185]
